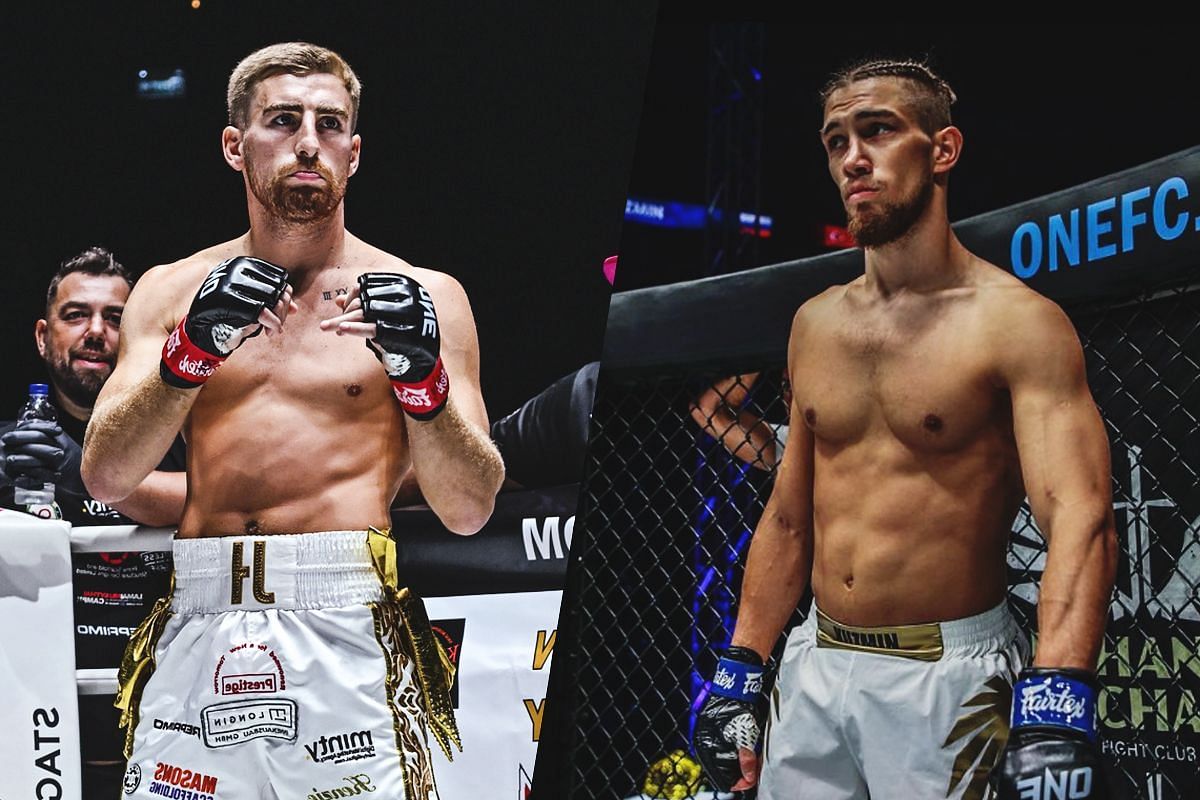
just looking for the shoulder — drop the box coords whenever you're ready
[975,263,1076,341]
[135,242,246,297]
[972,264,1084,384]
[790,282,849,336]
[349,238,471,312]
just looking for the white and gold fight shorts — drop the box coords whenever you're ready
[114,530,459,800]
[759,601,1029,800]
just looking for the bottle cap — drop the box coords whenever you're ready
[29,383,50,396]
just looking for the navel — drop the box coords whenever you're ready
[244,519,261,535]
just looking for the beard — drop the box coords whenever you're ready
[847,172,934,248]
[46,348,112,410]
[247,157,347,224]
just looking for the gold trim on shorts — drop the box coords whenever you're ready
[114,577,175,759]
[814,607,944,661]
[367,527,462,760]
[943,674,1012,799]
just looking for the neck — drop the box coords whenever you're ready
[861,195,971,296]
[51,385,92,424]
[244,193,349,273]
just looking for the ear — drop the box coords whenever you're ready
[932,126,963,174]
[349,133,362,178]
[222,126,245,172]
[34,319,48,359]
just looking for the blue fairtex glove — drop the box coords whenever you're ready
[991,668,1110,799]
[692,646,768,792]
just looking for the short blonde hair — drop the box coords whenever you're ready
[227,42,362,130]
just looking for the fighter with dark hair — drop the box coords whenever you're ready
[1,246,185,525]
[0,246,187,799]
[693,58,1117,799]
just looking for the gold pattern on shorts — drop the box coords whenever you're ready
[815,608,944,661]
[367,528,461,759]
[252,540,275,603]
[372,597,439,800]
[114,580,174,759]
[943,675,1012,800]
[230,542,249,604]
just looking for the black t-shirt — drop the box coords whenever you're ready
[0,411,186,525]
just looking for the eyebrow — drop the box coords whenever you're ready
[58,302,124,314]
[261,102,349,119]
[820,108,901,137]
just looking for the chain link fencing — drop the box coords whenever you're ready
[555,277,1199,799]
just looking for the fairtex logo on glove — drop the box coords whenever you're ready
[177,353,219,379]
[396,386,432,409]
[1012,673,1097,741]
[709,657,764,702]
[161,315,225,388]
[712,665,737,692]
[390,357,450,420]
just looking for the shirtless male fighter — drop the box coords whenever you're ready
[693,59,1117,799]
[82,43,503,800]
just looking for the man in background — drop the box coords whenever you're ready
[0,245,186,799]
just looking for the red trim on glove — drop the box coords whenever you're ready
[391,357,450,420]
[161,316,225,387]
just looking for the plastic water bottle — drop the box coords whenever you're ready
[13,383,57,505]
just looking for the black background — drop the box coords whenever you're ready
[3,1,657,418]
[621,24,1200,290]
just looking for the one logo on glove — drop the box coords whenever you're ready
[419,286,438,338]
[1015,766,1093,800]
[198,265,228,299]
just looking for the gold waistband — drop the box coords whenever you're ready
[815,608,944,661]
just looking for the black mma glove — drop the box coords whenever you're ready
[992,668,1110,799]
[1,420,74,485]
[358,272,449,420]
[160,256,289,388]
[693,646,768,793]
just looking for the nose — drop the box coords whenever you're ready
[295,113,320,160]
[841,135,870,177]
[85,312,107,338]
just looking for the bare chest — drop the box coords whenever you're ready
[193,298,394,414]
[793,303,1003,451]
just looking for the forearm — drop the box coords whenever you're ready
[109,470,187,528]
[83,373,196,504]
[730,500,814,661]
[1034,507,1117,670]
[407,398,504,534]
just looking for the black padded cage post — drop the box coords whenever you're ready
[552,147,1200,800]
